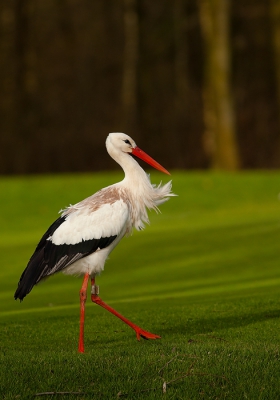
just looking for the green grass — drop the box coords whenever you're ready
[0,171,280,399]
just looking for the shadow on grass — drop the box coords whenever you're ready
[160,308,280,337]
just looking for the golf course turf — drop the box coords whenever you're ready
[0,171,279,399]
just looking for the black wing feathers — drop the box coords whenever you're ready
[14,215,117,301]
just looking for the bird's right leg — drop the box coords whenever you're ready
[90,278,161,340]
[78,272,90,353]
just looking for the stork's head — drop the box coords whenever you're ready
[106,132,137,154]
[106,132,170,175]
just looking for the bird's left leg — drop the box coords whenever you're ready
[78,272,90,353]
[91,278,161,340]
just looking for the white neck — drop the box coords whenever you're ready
[106,138,173,232]
[108,146,148,184]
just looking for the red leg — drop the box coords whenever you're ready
[90,278,161,340]
[78,273,90,353]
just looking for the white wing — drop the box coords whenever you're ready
[50,199,129,245]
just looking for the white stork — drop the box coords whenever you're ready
[15,132,174,353]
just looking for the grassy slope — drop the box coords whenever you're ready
[0,171,280,399]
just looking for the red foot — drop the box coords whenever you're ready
[78,342,85,353]
[91,292,161,342]
[134,328,161,341]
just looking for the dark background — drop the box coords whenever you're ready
[0,0,279,174]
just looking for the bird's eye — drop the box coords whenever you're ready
[123,139,131,146]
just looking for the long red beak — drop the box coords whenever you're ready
[131,146,170,175]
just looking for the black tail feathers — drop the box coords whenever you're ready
[14,248,45,301]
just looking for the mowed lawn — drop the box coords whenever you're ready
[0,171,280,399]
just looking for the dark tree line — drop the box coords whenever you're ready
[0,0,279,174]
